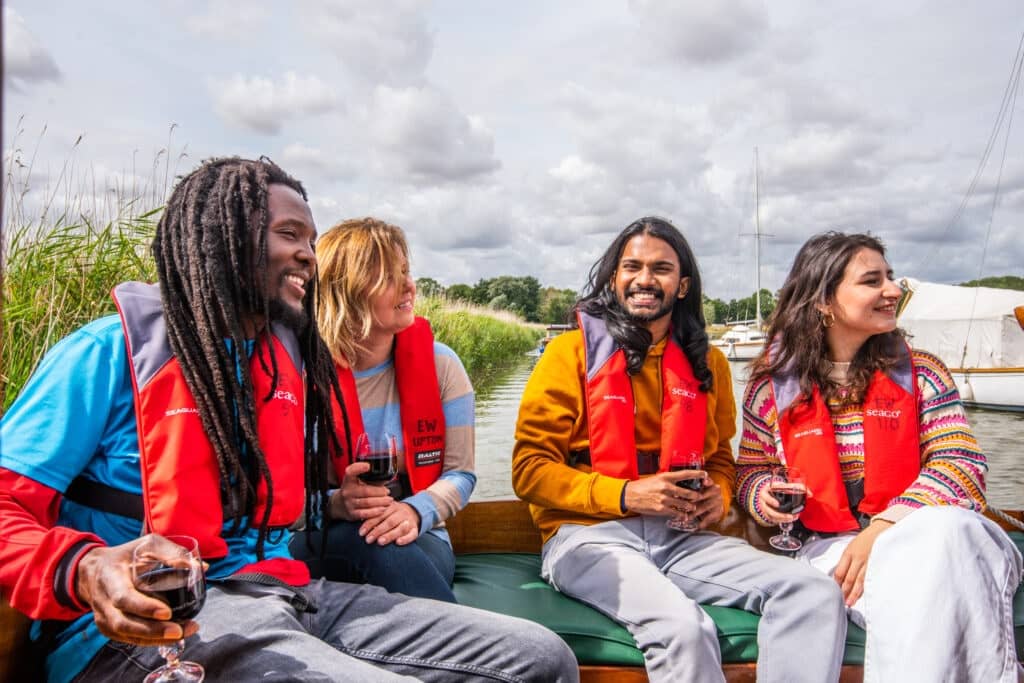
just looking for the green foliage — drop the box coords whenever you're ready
[415,277,444,297]
[3,211,160,410]
[703,289,776,324]
[539,286,577,325]
[445,283,474,302]
[959,275,1024,291]
[470,275,542,322]
[414,296,541,391]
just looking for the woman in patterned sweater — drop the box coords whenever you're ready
[735,231,1022,682]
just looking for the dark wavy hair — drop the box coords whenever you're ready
[749,231,905,405]
[576,216,712,391]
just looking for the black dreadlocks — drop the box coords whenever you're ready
[153,157,350,560]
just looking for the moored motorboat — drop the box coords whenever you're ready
[897,279,1024,412]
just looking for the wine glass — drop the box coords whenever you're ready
[768,466,807,552]
[667,451,705,532]
[131,535,206,682]
[354,433,399,485]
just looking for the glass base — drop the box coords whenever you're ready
[144,661,204,683]
[666,517,698,532]
[769,533,802,552]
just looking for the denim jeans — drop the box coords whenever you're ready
[291,520,457,602]
[72,577,578,682]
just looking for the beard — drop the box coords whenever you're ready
[268,297,310,333]
[619,286,677,323]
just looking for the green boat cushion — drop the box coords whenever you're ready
[453,553,866,665]
[454,535,1024,668]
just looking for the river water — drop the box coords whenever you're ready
[473,357,1024,510]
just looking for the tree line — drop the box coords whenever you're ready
[417,274,1023,327]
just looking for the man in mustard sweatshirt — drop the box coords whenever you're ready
[512,216,847,683]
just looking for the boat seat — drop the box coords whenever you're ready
[447,500,1024,679]
[453,552,870,666]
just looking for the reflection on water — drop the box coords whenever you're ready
[474,357,1024,510]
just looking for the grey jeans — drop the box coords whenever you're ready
[72,578,579,682]
[542,517,847,683]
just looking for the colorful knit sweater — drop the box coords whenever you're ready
[513,329,737,544]
[735,349,987,526]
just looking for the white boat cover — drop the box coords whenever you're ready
[897,278,1024,369]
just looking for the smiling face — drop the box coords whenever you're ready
[368,250,416,338]
[264,183,317,330]
[823,247,903,360]
[612,232,689,337]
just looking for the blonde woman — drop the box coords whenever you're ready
[291,218,476,602]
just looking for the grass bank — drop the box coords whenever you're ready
[2,215,541,410]
[415,297,542,393]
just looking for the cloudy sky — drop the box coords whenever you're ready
[4,1,1022,301]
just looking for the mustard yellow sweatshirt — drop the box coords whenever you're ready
[512,329,737,544]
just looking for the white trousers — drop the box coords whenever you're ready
[798,506,1022,683]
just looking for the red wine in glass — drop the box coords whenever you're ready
[354,433,398,484]
[771,484,806,515]
[136,566,207,621]
[667,452,704,532]
[357,453,397,484]
[769,466,807,552]
[131,535,206,682]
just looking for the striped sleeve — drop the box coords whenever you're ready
[882,350,987,518]
[735,375,779,525]
[404,342,476,534]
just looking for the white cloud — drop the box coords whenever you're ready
[184,1,269,40]
[629,0,769,65]
[280,142,354,182]
[366,85,500,183]
[211,71,340,134]
[299,0,433,87]
[3,7,61,89]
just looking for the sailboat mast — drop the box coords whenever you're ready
[754,147,762,328]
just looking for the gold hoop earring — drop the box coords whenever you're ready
[822,311,836,328]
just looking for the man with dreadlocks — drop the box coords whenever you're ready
[0,157,578,683]
[512,217,847,683]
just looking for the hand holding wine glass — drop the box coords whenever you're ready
[666,451,706,532]
[354,432,399,485]
[768,466,807,552]
[131,535,206,682]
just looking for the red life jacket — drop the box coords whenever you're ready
[333,317,445,493]
[772,343,921,532]
[577,311,707,479]
[113,282,306,560]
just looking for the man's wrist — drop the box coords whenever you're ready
[620,482,629,513]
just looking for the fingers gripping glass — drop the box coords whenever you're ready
[131,535,206,682]
[768,466,807,552]
[354,433,399,484]
[667,451,704,532]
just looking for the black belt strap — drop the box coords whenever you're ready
[222,572,319,613]
[64,476,144,520]
[568,449,660,475]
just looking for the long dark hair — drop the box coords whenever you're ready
[749,231,904,405]
[153,157,346,559]
[576,216,712,391]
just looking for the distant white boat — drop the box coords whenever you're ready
[712,147,769,363]
[897,278,1024,412]
[711,324,766,361]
